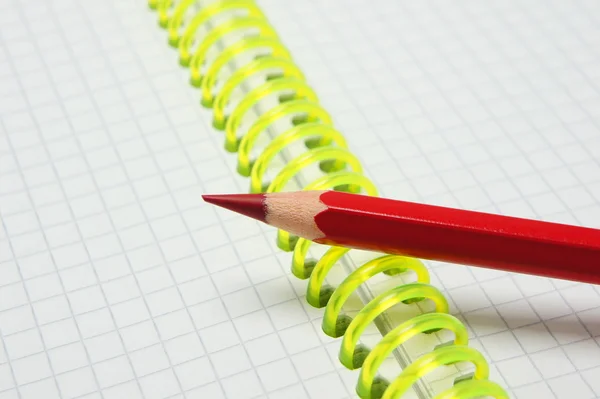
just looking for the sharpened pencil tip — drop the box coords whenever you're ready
[202,193,267,223]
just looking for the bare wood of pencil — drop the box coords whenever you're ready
[202,189,600,285]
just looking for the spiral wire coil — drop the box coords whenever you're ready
[147,1,509,398]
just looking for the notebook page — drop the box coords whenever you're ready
[256,0,600,398]
[0,1,376,398]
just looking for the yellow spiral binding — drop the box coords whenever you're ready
[148,1,510,398]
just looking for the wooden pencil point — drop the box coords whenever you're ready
[202,193,267,223]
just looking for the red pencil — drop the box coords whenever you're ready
[202,190,600,285]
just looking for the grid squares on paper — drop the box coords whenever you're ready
[257,0,600,396]
[0,0,600,399]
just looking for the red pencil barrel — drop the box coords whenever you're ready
[313,191,600,285]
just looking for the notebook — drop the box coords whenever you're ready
[0,0,599,398]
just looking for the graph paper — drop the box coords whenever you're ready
[1,0,600,398]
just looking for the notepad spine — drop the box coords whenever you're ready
[147,1,508,398]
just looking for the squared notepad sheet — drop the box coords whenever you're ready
[255,0,600,398]
[0,1,363,399]
[0,0,598,399]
